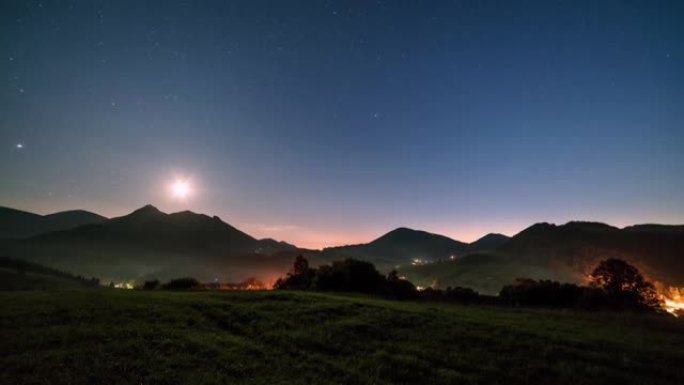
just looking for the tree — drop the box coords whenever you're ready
[142,279,160,290]
[499,278,583,308]
[274,255,316,290]
[588,258,660,311]
[314,258,386,293]
[385,270,418,300]
[292,254,309,276]
[161,277,200,290]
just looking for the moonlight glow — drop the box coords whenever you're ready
[170,180,191,200]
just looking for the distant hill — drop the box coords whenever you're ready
[400,221,684,294]
[0,206,106,238]
[501,221,684,286]
[321,227,469,269]
[0,205,303,285]
[465,233,510,253]
[39,204,261,252]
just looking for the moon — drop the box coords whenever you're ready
[170,179,191,200]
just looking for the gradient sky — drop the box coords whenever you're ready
[1,0,683,248]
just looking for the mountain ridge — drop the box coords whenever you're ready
[0,206,107,239]
[2,205,683,292]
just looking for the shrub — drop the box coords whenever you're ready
[314,258,386,293]
[499,279,584,308]
[161,277,199,290]
[142,279,160,290]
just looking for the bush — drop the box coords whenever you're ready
[275,256,418,299]
[385,270,419,300]
[499,279,584,308]
[499,259,662,313]
[314,259,386,294]
[142,279,160,290]
[444,286,482,303]
[273,255,317,290]
[161,277,199,290]
[417,286,482,303]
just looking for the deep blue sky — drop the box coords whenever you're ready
[1,1,683,247]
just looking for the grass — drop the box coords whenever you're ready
[1,290,683,385]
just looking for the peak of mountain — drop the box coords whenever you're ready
[322,227,468,269]
[518,221,619,235]
[473,233,509,243]
[125,204,165,219]
[0,206,106,238]
[466,233,510,253]
[372,227,464,245]
[1,205,306,286]
[517,222,555,235]
[50,206,259,250]
[562,221,618,231]
[622,224,684,233]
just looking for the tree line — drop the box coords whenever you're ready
[275,255,665,314]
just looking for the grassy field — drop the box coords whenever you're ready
[1,290,683,385]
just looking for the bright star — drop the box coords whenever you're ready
[16,143,23,149]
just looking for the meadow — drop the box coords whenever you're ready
[1,290,683,385]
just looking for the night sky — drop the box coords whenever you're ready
[1,1,683,248]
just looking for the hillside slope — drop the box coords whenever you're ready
[0,257,100,290]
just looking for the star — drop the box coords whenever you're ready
[16,143,24,149]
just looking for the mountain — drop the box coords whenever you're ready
[4,207,682,294]
[400,221,684,294]
[0,205,303,285]
[465,233,510,253]
[0,206,107,238]
[501,221,684,286]
[321,227,469,269]
[40,204,260,252]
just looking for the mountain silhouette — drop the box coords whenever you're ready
[41,204,259,252]
[501,221,684,286]
[0,206,106,238]
[400,221,684,294]
[465,233,510,253]
[2,205,682,292]
[321,227,469,269]
[0,205,299,285]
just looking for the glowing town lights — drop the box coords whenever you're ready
[660,287,684,317]
[114,282,135,289]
